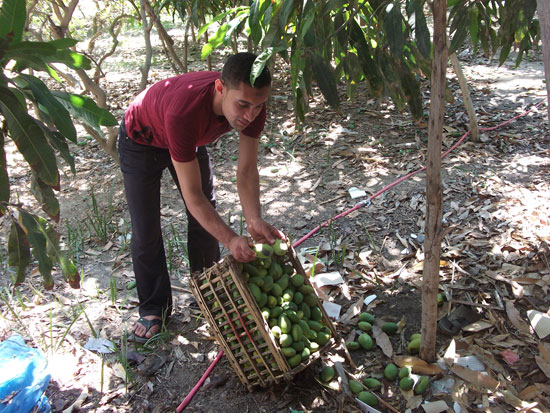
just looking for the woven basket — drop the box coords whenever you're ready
[189,243,338,391]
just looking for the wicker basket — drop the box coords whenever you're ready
[189,243,338,391]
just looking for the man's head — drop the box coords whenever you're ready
[220,52,271,90]
[214,53,271,132]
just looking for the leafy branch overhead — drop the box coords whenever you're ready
[0,0,116,289]
[201,0,539,122]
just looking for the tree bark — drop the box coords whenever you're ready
[449,50,479,141]
[143,0,186,73]
[139,0,153,92]
[537,0,550,120]
[421,0,447,363]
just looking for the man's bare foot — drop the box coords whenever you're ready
[133,315,162,340]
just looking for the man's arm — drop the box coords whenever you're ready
[171,157,256,262]
[237,133,284,243]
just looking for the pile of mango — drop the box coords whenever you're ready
[242,240,333,368]
[319,312,431,408]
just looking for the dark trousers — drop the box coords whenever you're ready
[118,119,220,318]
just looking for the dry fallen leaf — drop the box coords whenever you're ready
[421,400,449,413]
[339,295,364,324]
[505,301,531,334]
[393,356,444,375]
[518,383,550,400]
[372,325,393,358]
[450,364,499,391]
[535,343,550,379]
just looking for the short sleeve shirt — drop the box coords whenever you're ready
[124,72,266,162]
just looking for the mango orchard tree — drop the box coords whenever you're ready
[0,0,117,289]
[196,0,540,123]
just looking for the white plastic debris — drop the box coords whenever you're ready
[84,337,116,354]
[311,271,345,287]
[527,309,550,339]
[322,301,342,320]
[364,294,377,306]
[349,187,367,199]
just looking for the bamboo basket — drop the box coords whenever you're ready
[189,243,338,391]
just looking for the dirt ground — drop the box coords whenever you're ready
[1,28,549,413]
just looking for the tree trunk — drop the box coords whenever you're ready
[538,0,550,120]
[139,0,153,92]
[449,50,479,141]
[183,18,190,73]
[143,0,186,73]
[420,0,447,363]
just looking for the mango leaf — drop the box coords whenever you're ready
[0,129,9,208]
[469,6,480,51]
[4,41,57,61]
[43,130,76,173]
[309,52,339,109]
[291,51,308,122]
[250,46,285,86]
[30,172,60,223]
[17,209,54,290]
[406,0,431,59]
[222,11,249,45]
[449,7,469,54]
[396,62,423,120]
[37,214,79,288]
[279,0,295,31]
[0,0,26,43]
[349,20,384,96]
[262,5,285,48]
[0,86,59,187]
[201,24,229,59]
[46,38,79,50]
[333,10,348,48]
[53,49,91,70]
[14,74,77,142]
[52,91,117,132]
[384,1,405,58]
[198,6,247,37]
[8,220,30,285]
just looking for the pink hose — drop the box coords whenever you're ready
[176,350,224,413]
[176,99,546,410]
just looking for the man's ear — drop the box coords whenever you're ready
[215,79,224,94]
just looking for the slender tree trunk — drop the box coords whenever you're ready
[143,0,185,73]
[449,50,479,141]
[139,0,153,92]
[183,18,190,73]
[421,0,447,363]
[537,0,550,120]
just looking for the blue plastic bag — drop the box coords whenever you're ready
[0,335,51,413]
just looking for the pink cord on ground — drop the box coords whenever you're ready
[176,350,224,413]
[177,99,546,410]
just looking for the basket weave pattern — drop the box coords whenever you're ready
[189,246,337,390]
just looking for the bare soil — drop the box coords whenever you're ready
[1,31,549,413]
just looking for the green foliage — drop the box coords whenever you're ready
[0,0,114,290]
[448,0,539,67]
[199,0,430,121]
[192,0,538,122]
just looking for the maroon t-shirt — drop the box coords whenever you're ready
[124,71,266,162]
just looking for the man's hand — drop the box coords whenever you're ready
[227,235,257,262]
[248,218,286,245]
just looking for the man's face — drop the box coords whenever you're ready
[218,80,270,132]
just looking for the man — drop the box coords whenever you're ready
[118,53,284,343]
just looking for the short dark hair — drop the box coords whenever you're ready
[221,52,271,90]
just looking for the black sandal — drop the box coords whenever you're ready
[128,317,162,344]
